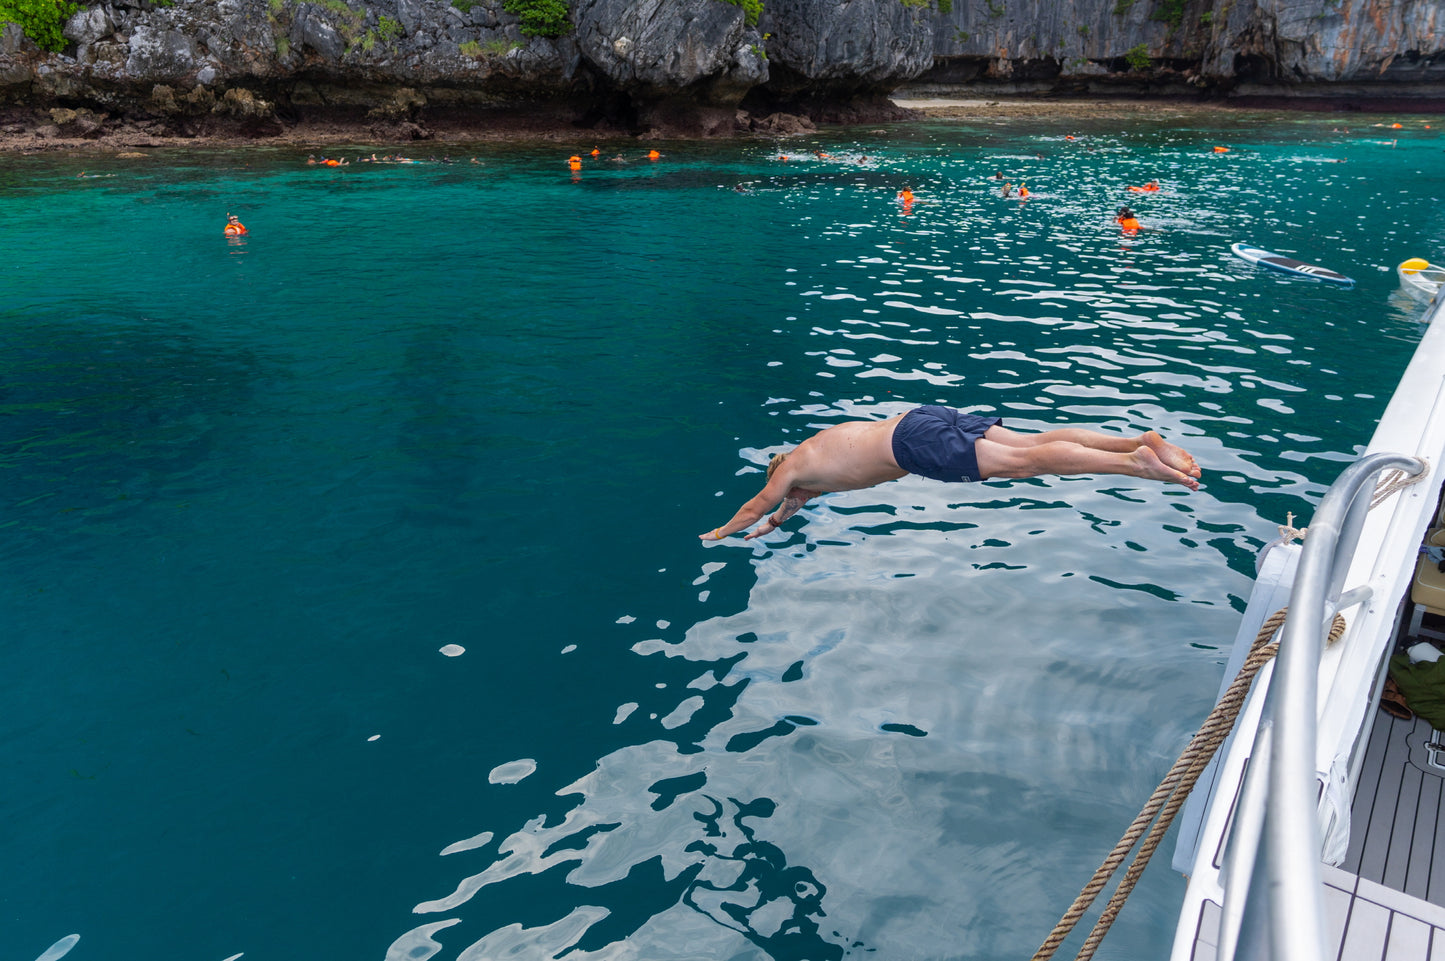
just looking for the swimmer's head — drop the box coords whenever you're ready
[767,451,790,481]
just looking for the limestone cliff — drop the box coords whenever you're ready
[921,0,1445,99]
[0,0,1439,143]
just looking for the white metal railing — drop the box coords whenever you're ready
[1223,452,1426,961]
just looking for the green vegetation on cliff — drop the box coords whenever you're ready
[1149,0,1185,28]
[451,0,568,36]
[0,0,78,51]
[460,37,520,58]
[359,13,403,49]
[501,0,569,37]
[900,0,954,15]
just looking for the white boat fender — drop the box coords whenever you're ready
[1407,641,1444,663]
[1318,757,1352,866]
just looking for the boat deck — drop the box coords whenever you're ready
[1186,676,1445,960]
[1331,707,1445,957]
[1174,270,1445,961]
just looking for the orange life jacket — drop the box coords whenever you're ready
[225,222,247,235]
[1118,216,1140,231]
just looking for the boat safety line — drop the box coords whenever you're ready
[1031,607,1346,961]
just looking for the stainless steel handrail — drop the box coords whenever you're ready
[1229,452,1426,961]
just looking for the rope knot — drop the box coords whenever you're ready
[1277,512,1307,545]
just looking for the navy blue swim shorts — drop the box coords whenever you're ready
[890,406,1003,483]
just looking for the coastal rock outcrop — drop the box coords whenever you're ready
[0,0,1440,145]
[743,0,931,119]
[919,0,1445,100]
[1199,0,1445,88]
[573,0,765,96]
[570,0,767,133]
[761,0,933,93]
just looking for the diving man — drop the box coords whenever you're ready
[701,406,1200,541]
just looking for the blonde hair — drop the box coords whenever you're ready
[767,450,789,481]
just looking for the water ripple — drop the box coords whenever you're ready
[6,115,1440,961]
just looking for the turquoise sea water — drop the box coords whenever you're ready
[3,111,1444,961]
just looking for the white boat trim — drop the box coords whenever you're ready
[1170,291,1445,960]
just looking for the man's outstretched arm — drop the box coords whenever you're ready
[700,469,801,541]
[700,487,775,541]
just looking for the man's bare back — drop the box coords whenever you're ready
[701,406,1201,542]
[770,416,909,493]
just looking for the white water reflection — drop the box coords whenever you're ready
[32,935,80,961]
[389,121,1423,961]
[488,759,537,785]
[386,919,461,961]
[407,459,1256,959]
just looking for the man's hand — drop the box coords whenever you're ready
[697,514,781,542]
[743,517,780,540]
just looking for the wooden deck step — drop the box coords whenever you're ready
[1333,708,1445,958]
[1189,711,1445,960]
[1344,712,1445,901]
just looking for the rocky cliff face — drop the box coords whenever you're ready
[0,0,1439,145]
[920,0,1445,98]
[1200,0,1444,89]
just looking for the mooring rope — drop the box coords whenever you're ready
[1031,463,1426,960]
[1030,607,1347,961]
[1371,458,1429,509]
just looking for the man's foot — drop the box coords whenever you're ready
[1132,446,1200,490]
[1142,431,1202,479]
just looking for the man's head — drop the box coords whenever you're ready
[767,451,789,481]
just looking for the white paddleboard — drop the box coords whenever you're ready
[1231,242,1355,287]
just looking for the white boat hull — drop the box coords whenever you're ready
[1170,290,1445,960]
